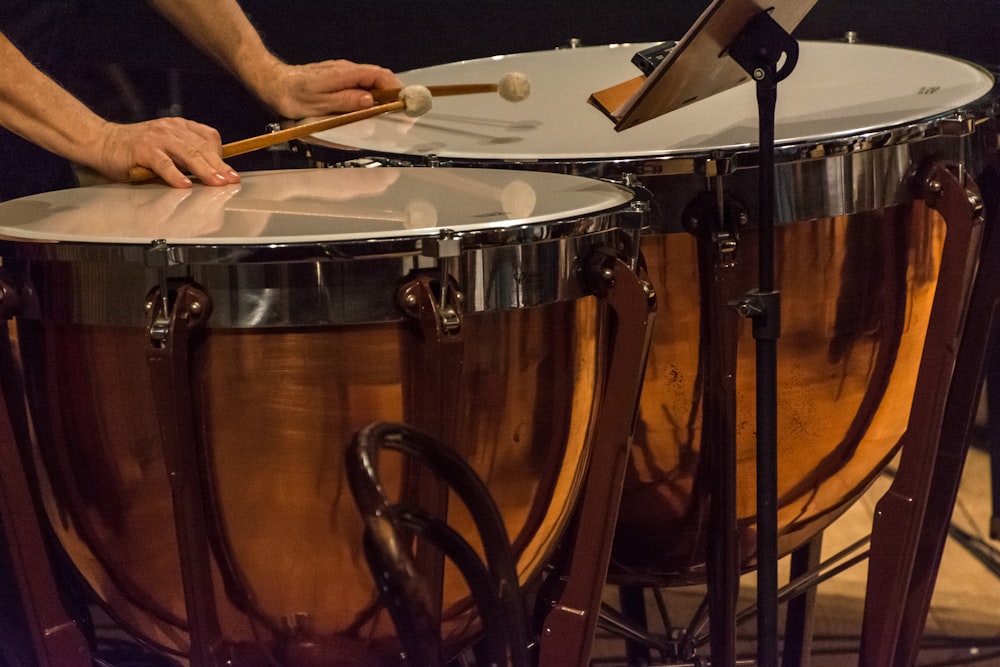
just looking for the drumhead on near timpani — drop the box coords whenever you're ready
[0,167,632,246]
[305,41,996,161]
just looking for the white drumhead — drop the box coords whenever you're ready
[310,41,995,160]
[0,168,632,245]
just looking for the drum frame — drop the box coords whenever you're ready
[295,45,1000,665]
[135,250,657,665]
[600,155,997,667]
[0,172,657,665]
[536,253,655,666]
[295,44,1000,665]
[858,157,995,665]
[0,319,92,664]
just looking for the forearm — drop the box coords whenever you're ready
[147,0,283,102]
[0,33,109,167]
[0,32,236,188]
[148,0,400,118]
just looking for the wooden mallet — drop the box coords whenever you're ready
[127,85,433,183]
[371,71,531,105]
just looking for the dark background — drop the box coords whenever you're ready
[0,0,995,196]
[11,1,999,165]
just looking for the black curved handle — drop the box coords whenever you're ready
[346,421,530,667]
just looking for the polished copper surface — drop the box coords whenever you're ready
[612,203,945,583]
[14,298,600,661]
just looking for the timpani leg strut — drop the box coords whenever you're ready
[619,584,653,664]
[990,343,1000,541]
[397,270,466,626]
[685,188,747,667]
[860,159,987,666]
[0,280,92,666]
[780,534,822,667]
[887,155,1000,666]
[537,251,656,667]
[146,280,227,667]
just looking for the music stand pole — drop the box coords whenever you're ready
[727,11,798,666]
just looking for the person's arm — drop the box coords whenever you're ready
[148,0,402,118]
[0,32,239,187]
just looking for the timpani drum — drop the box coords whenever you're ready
[299,40,1000,581]
[0,167,641,661]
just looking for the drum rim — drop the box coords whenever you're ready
[0,170,643,327]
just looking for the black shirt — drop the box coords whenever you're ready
[0,1,86,201]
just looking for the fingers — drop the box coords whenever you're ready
[102,119,240,188]
[351,63,404,92]
[142,119,240,187]
[176,121,241,185]
[267,60,404,118]
[96,58,404,186]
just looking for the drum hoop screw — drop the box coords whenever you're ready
[968,192,985,218]
[439,305,461,334]
[920,178,946,206]
[733,299,761,318]
[728,292,765,319]
[601,267,616,287]
[400,290,420,315]
[0,279,23,318]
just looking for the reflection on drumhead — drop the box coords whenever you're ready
[0,168,628,245]
[501,179,537,219]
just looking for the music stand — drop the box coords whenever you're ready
[590,0,816,128]
[591,1,816,665]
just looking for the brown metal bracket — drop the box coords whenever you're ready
[0,274,92,665]
[537,251,657,667]
[396,271,466,627]
[397,271,465,443]
[145,281,224,667]
[883,154,1000,666]
[860,160,986,666]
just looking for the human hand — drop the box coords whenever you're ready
[254,59,403,119]
[94,118,241,188]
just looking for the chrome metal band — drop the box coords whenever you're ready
[1,209,640,328]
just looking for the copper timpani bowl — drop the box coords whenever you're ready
[298,40,1000,582]
[0,167,641,661]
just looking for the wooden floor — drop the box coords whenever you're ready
[592,441,1000,666]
